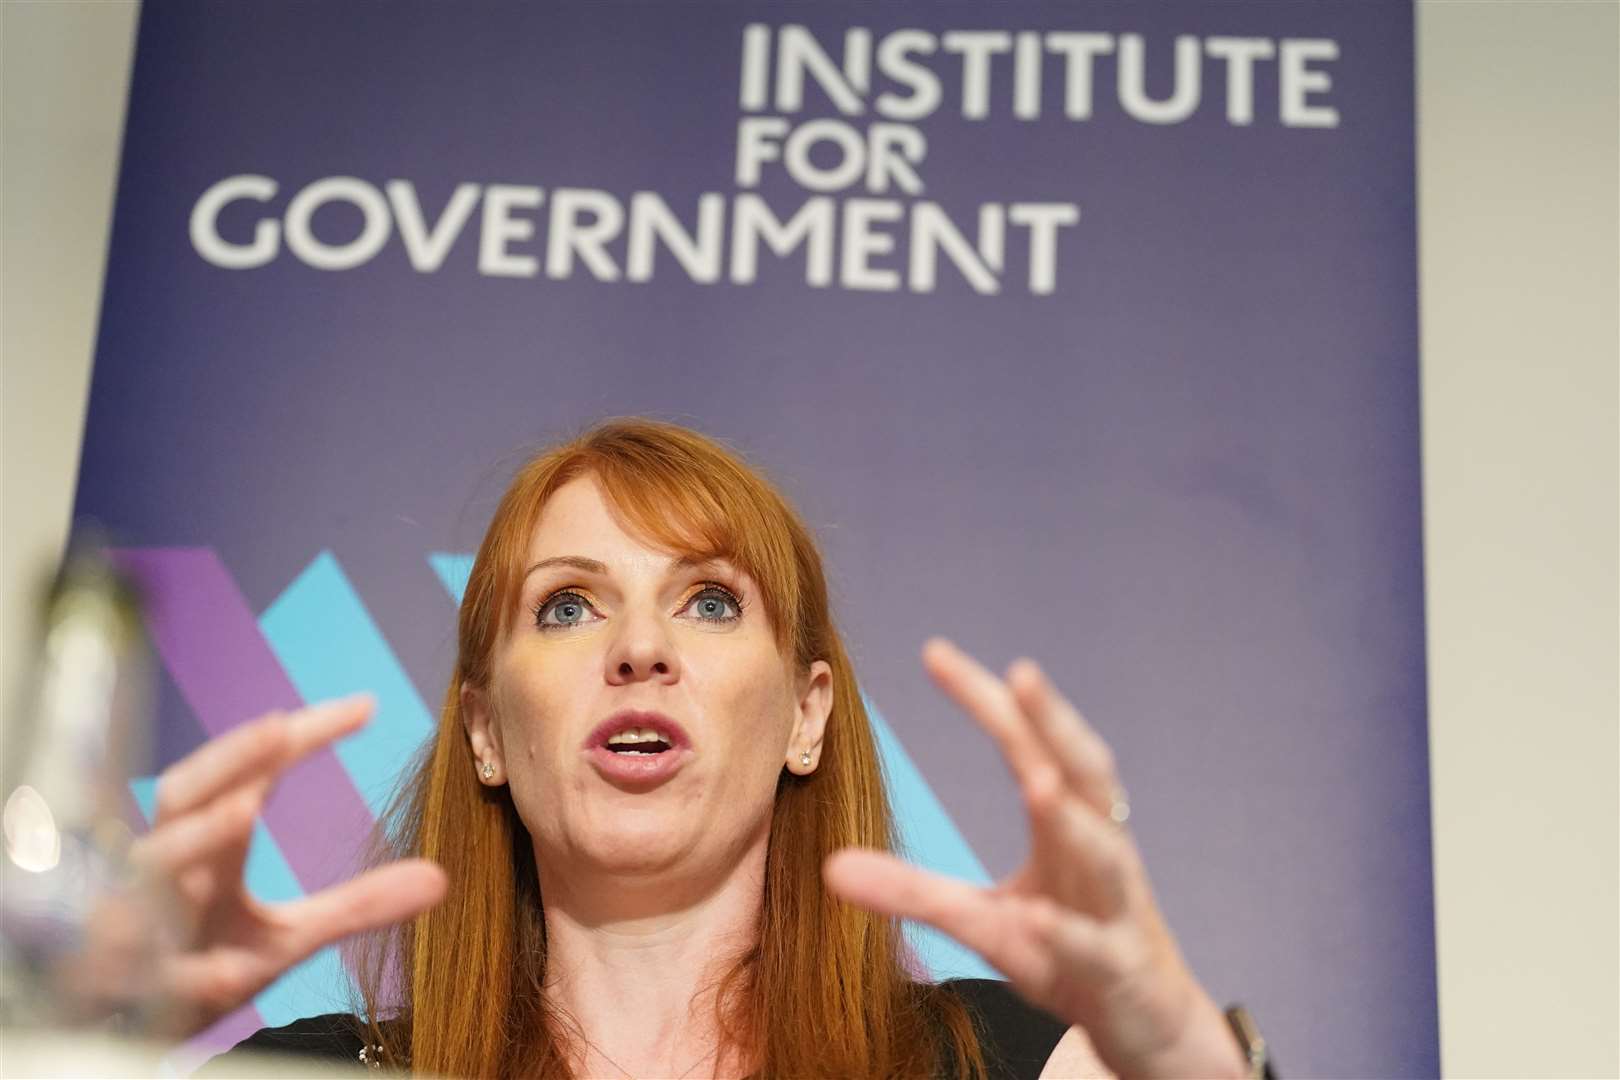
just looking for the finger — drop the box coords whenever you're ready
[153,715,287,825]
[1007,659,1119,816]
[275,859,448,961]
[153,695,374,824]
[133,787,261,874]
[923,638,1059,797]
[1027,787,1135,919]
[275,693,376,762]
[823,848,1057,990]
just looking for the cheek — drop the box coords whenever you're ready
[490,663,571,773]
[492,675,578,845]
[709,664,798,768]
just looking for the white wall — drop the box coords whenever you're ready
[2,2,1615,1075]
[1417,3,1619,1076]
[1,0,139,712]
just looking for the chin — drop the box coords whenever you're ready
[576,808,699,877]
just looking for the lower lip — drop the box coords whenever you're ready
[586,744,689,789]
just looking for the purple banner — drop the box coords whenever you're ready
[76,3,1432,1074]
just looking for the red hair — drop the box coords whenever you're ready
[356,418,986,1078]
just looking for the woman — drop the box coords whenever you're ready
[145,418,1255,1078]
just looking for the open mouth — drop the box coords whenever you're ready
[584,713,691,785]
[603,729,674,756]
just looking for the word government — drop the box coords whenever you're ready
[190,176,1077,296]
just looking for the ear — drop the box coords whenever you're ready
[461,681,506,785]
[785,659,833,775]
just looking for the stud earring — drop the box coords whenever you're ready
[799,751,812,767]
[481,760,495,780]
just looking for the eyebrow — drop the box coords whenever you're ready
[521,553,728,581]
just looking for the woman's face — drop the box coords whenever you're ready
[464,475,832,885]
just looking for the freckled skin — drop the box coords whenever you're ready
[471,476,827,887]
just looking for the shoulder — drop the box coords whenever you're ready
[940,978,1071,1080]
[194,1013,379,1076]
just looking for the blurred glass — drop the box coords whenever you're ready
[0,532,167,1030]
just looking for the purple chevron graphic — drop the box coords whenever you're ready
[170,1001,270,1077]
[113,547,374,893]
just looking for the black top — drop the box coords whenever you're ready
[949,978,1071,1079]
[198,979,1070,1078]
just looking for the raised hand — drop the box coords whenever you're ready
[823,639,1246,1079]
[108,696,446,1037]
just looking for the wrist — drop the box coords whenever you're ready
[1126,989,1251,1079]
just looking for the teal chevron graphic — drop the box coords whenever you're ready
[261,551,435,815]
[428,552,474,606]
[126,549,443,1032]
[862,695,999,982]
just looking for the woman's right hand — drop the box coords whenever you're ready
[114,695,447,1037]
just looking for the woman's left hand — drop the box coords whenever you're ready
[824,638,1247,1080]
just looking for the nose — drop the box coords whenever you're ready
[604,606,680,686]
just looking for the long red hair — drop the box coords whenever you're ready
[355,418,987,1078]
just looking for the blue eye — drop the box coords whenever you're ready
[685,584,743,624]
[532,583,744,632]
[535,590,598,631]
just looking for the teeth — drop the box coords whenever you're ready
[605,726,666,746]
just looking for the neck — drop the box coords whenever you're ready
[536,829,768,1078]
